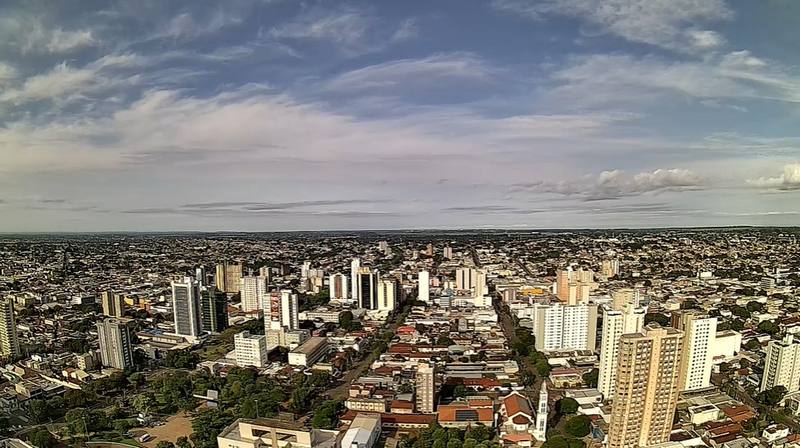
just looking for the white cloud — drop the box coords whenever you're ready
[512,168,704,200]
[0,62,97,104]
[45,29,96,53]
[492,0,733,51]
[392,19,419,42]
[686,30,725,50]
[720,50,767,69]
[0,62,17,85]
[747,163,800,190]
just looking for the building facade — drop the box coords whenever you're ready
[172,277,202,340]
[201,287,229,333]
[598,304,646,400]
[234,331,269,368]
[761,335,800,392]
[96,318,134,370]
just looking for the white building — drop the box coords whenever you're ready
[598,304,646,400]
[340,413,381,448]
[288,337,329,367]
[234,331,269,368]
[377,279,398,312]
[350,258,361,300]
[240,275,268,312]
[712,330,742,360]
[171,277,202,341]
[418,271,430,303]
[455,268,477,291]
[0,297,20,359]
[530,302,598,352]
[761,335,800,392]
[329,273,349,300]
[263,290,299,348]
[676,313,717,391]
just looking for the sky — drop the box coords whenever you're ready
[0,0,799,232]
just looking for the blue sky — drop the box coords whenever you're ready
[0,0,798,231]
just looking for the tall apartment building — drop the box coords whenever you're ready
[172,277,202,340]
[215,262,243,293]
[556,267,595,305]
[350,258,361,300]
[418,270,430,303]
[673,312,717,391]
[608,325,684,448]
[416,363,436,414]
[100,291,125,318]
[533,382,549,442]
[531,302,598,352]
[357,268,379,310]
[601,259,620,279]
[611,288,640,311]
[96,318,134,370]
[443,246,453,259]
[234,331,269,368]
[761,335,800,392]
[455,268,487,297]
[377,279,398,311]
[240,275,268,312]
[598,304,646,399]
[329,273,349,300]
[264,290,299,348]
[0,298,19,359]
[201,287,229,334]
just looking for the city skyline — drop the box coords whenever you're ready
[1,0,799,231]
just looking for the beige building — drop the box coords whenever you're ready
[598,304,646,400]
[234,331,268,368]
[608,325,684,448]
[673,311,717,391]
[101,291,125,317]
[288,336,329,367]
[761,335,800,392]
[216,262,243,294]
[555,267,595,305]
[216,418,338,448]
[415,363,435,414]
[0,298,20,359]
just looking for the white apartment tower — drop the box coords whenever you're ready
[531,302,598,352]
[416,363,436,414]
[350,258,361,300]
[598,304,646,399]
[675,312,717,391]
[234,331,269,368]
[377,279,398,311]
[761,335,800,392]
[101,291,125,318]
[418,270,430,303]
[240,275,268,312]
[533,382,548,442]
[171,277,202,340]
[96,318,134,370]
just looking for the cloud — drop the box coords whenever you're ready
[720,50,767,69]
[747,163,800,191]
[686,29,725,50]
[0,63,16,86]
[512,168,704,200]
[491,0,733,51]
[392,18,419,42]
[45,29,96,53]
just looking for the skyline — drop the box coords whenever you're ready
[1,0,799,231]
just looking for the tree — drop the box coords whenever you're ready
[757,321,780,335]
[437,335,455,346]
[176,436,193,448]
[757,386,787,406]
[582,368,599,388]
[312,401,341,429]
[557,398,579,415]
[744,339,762,351]
[156,442,176,448]
[134,392,156,415]
[164,350,200,369]
[746,301,765,313]
[64,389,93,408]
[644,313,669,326]
[340,311,355,331]
[519,370,536,387]
[27,429,58,448]
[542,436,569,448]
[564,415,592,437]
[453,385,467,398]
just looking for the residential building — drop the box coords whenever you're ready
[329,273,349,300]
[673,312,717,391]
[357,268,379,310]
[351,258,361,300]
[377,278,398,312]
[556,267,595,305]
[100,291,125,317]
[215,261,243,293]
[234,331,269,368]
[416,363,435,414]
[608,325,684,448]
[530,302,598,352]
[761,335,800,392]
[611,288,640,311]
[0,298,20,359]
[598,304,646,399]
[418,270,430,303]
[96,318,134,370]
[240,275,268,312]
[172,277,202,340]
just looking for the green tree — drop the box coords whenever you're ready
[542,436,569,448]
[582,368,599,388]
[156,442,176,448]
[564,415,592,437]
[27,429,58,448]
[453,385,467,398]
[644,313,669,326]
[340,311,354,330]
[311,401,341,429]
[757,386,787,406]
[176,436,193,448]
[437,335,455,346]
[757,321,780,335]
[744,339,762,351]
[557,398,579,415]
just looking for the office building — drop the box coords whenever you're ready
[377,278,398,311]
[201,287,229,334]
[761,335,800,392]
[96,318,134,370]
[172,277,202,340]
[100,291,125,318]
[0,298,19,359]
[340,413,381,448]
[288,336,329,367]
[329,273,349,300]
[357,268,379,310]
[418,270,430,303]
[215,262,243,293]
[234,331,269,368]
[608,325,684,448]
[415,363,435,414]
[531,302,598,352]
[674,312,717,391]
[216,418,338,448]
[240,275,268,312]
[351,258,361,300]
[598,304,646,399]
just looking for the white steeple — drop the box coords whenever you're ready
[533,382,548,442]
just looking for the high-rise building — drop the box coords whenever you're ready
[215,262,243,293]
[377,279,398,311]
[350,258,361,300]
[96,318,134,370]
[329,273,349,300]
[357,267,379,310]
[240,275,268,312]
[443,246,453,259]
[674,312,717,391]
[264,290,299,347]
[531,302,598,352]
[234,331,269,368]
[611,288,640,311]
[416,363,435,414]
[761,335,800,392]
[474,270,487,298]
[455,268,476,291]
[601,259,620,279]
[172,277,202,340]
[598,304,646,399]
[608,325,684,448]
[556,267,595,305]
[418,271,430,303]
[100,291,125,318]
[258,266,271,282]
[195,266,206,285]
[0,298,19,360]
[533,382,548,442]
[201,287,229,334]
